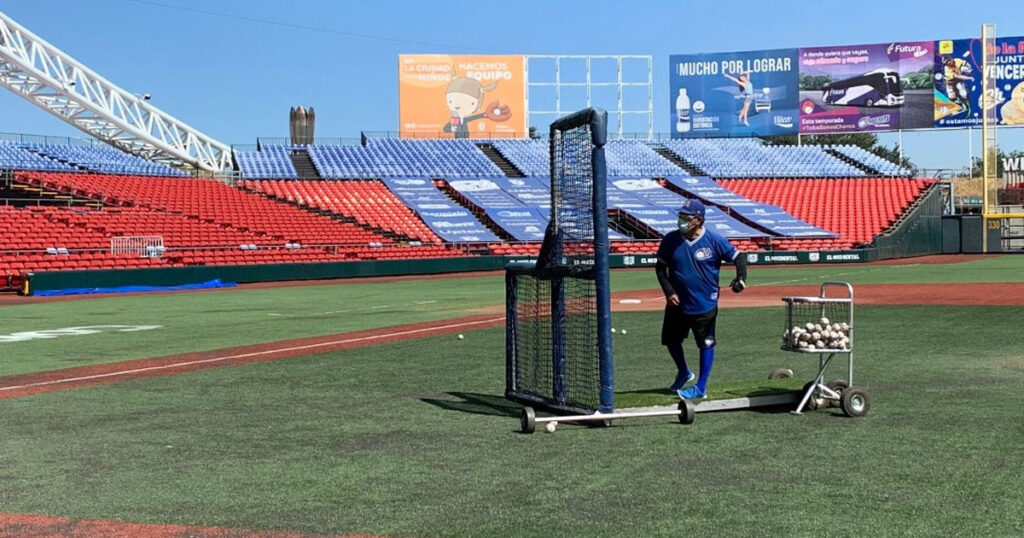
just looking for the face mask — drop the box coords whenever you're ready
[678,216,698,234]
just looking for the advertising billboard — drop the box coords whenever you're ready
[668,49,800,138]
[798,41,935,133]
[934,37,1024,127]
[398,55,526,138]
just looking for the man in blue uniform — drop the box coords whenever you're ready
[655,198,747,400]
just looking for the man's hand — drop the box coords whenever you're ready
[730,277,746,293]
[667,294,680,306]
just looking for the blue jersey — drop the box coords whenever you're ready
[657,228,739,315]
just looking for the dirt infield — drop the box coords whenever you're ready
[0,513,379,538]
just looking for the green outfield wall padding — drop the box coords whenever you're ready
[26,249,882,294]
[961,216,983,254]
[873,185,944,259]
[942,216,962,254]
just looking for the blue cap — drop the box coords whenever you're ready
[677,198,705,218]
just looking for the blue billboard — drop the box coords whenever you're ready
[669,48,800,138]
[934,37,1024,128]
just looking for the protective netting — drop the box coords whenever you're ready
[508,272,601,410]
[782,299,853,352]
[505,111,611,414]
[551,125,596,249]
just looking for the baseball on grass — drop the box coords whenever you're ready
[620,329,627,335]
[545,421,558,433]
[457,334,464,340]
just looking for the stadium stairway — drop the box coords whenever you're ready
[824,148,881,176]
[4,177,105,209]
[288,149,321,179]
[654,147,707,176]
[476,143,526,177]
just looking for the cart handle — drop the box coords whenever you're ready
[821,281,854,301]
[782,296,853,304]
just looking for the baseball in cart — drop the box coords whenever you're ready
[782,281,870,417]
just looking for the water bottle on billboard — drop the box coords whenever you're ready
[676,88,691,133]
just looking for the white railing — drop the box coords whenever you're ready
[111,235,164,257]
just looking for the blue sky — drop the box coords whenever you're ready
[0,0,1021,171]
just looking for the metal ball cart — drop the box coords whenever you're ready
[782,282,870,417]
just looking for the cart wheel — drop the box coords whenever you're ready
[801,381,824,411]
[678,399,696,425]
[826,379,849,407]
[840,387,870,417]
[521,407,536,434]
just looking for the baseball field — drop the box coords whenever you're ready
[1,254,1022,537]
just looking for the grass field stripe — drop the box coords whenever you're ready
[0,316,505,392]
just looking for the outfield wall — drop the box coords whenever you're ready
[25,250,877,294]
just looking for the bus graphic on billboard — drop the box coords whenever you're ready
[822,69,905,108]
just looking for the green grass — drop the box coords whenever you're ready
[0,305,1021,536]
[0,255,1021,377]
[615,378,805,409]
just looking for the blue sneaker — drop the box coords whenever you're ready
[669,370,696,392]
[677,386,707,400]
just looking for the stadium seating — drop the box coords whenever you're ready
[829,145,912,176]
[22,143,187,176]
[306,139,502,179]
[0,133,930,282]
[663,139,865,178]
[489,139,683,178]
[19,172,395,246]
[605,140,684,177]
[239,179,443,243]
[489,139,548,177]
[233,146,299,179]
[0,142,74,171]
[720,178,934,247]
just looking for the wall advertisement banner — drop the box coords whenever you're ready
[669,49,800,138]
[399,55,526,138]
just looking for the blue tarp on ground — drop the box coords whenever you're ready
[607,178,768,238]
[33,278,237,297]
[499,177,551,210]
[501,176,626,240]
[381,178,499,243]
[663,176,836,238]
[447,178,549,241]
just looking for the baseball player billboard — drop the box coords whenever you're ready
[934,37,1024,128]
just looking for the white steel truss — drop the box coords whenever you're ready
[0,10,231,172]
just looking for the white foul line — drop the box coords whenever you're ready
[0,317,505,393]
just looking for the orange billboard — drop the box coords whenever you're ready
[399,54,526,138]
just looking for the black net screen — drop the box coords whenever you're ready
[506,118,608,414]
